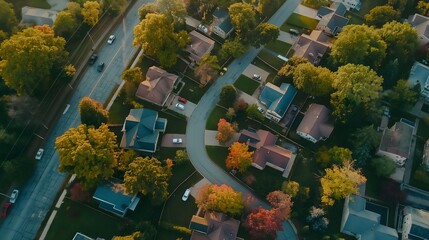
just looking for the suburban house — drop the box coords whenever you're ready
[186,30,215,62]
[331,0,361,11]
[292,30,332,65]
[400,206,429,240]
[258,83,297,122]
[423,139,429,171]
[407,61,429,99]
[135,66,178,106]
[316,3,349,36]
[21,6,58,26]
[189,210,240,240]
[211,8,234,39]
[407,13,429,46]
[340,195,398,239]
[237,129,296,178]
[92,179,140,217]
[72,232,94,240]
[376,119,415,167]
[296,104,334,143]
[120,108,167,153]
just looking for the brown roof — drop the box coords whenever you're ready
[297,104,334,141]
[135,66,178,106]
[379,121,414,158]
[190,211,240,240]
[186,30,215,62]
[237,129,277,149]
[293,30,331,65]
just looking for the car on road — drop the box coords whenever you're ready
[97,62,105,72]
[107,35,116,44]
[173,138,183,144]
[35,148,44,160]
[9,189,19,203]
[182,189,191,201]
[176,103,185,110]
[220,67,228,76]
[252,74,262,81]
[1,202,11,218]
[178,97,187,104]
[89,53,98,65]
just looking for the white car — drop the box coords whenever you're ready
[252,74,262,81]
[173,138,183,144]
[107,35,116,44]
[9,189,19,204]
[175,103,185,111]
[35,148,44,160]
[182,189,191,201]
[198,24,208,33]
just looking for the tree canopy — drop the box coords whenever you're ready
[316,146,352,168]
[53,11,78,38]
[330,24,386,69]
[293,63,334,97]
[387,79,419,111]
[252,23,280,48]
[219,85,237,107]
[331,64,383,123]
[417,0,429,16]
[79,97,109,128]
[0,27,67,96]
[278,56,309,80]
[124,156,172,204]
[370,156,396,177]
[364,5,399,28]
[257,0,284,17]
[220,39,246,60]
[350,125,381,166]
[196,184,244,216]
[320,161,366,206]
[229,3,256,43]
[82,1,101,26]
[195,54,220,86]
[266,191,293,220]
[246,103,265,122]
[55,124,117,188]
[226,142,253,173]
[245,207,284,240]
[216,118,235,144]
[0,0,17,35]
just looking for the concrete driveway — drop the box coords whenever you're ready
[161,134,186,147]
[293,4,319,19]
[168,95,196,118]
[278,30,299,45]
[242,64,270,83]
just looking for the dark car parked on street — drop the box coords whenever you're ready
[89,53,98,65]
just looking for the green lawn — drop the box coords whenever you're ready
[234,75,260,95]
[345,12,364,25]
[179,76,207,104]
[252,58,278,84]
[266,40,292,56]
[206,106,227,130]
[357,0,387,17]
[257,49,286,70]
[206,146,229,171]
[45,199,123,240]
[282,13,319,31]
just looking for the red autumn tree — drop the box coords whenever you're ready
[245,207,283,239]
[195,184,244,216]
[226,142,253,173]
[216,118,235,144]
[266,191,293,220]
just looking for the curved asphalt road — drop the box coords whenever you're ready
[0,0,151,239]
[186,0,301,239]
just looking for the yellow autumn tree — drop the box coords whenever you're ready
[82,1,101,26]
[195,184,244,216]
[226,142,253,173]
[320,161,366,206]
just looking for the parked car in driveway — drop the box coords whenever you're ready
[172,138,183,144]
[182,189,191,201]
[252,74,262,81]
[9,189,19,203]
[35,148,44,160]
[178,97,187,104]
[107,35,116,44]
[175,103,185,110]
[1,203,11,218]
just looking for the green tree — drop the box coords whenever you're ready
[195,54,220,86]
[133,13,179,67]
[257,0,284,17]
[112,231,142,240]
[220,38,246,60]
[302,0,330,9]
[53,11,78,38]
[246,104,265,122]
[175,149,189,165]
[102,0,124,16]
[82,1,101,26]
[316,146,352,168]
[379,21,418,65]
[67,2,83,20]
[196,184,244,216]
[229,3,256,43]
[156,0,187,27]
[320,161,366,206]
[124,156,172,204]
[281,181,300,198]
[55,124,117,188]
[331,64,383,123]
[219,85,237,107]
[293,63,334,97]
[417,0,429,16]
[350,125,380,166]
[371,156,396,177]
[330,25,386,69]
[138,2,157,20]
[364,6,399,28]
[79,97,109,128]
[0,0,17,35]
[278,56,309,80]
[0,27,67,96]
[252,23,280,48]
[122,67,143,83]
[115,149,136,172]
[387,79,419,111]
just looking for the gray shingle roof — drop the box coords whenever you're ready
[297,104,334,141]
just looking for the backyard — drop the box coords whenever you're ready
[280,13,319,32]
[233,75,260,95]
[356,0,388,17]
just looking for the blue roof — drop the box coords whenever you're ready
[213,8,229,19]
[93,179,140,217]
[121,108,167,152]
[212,8,234,34]
[259,83,296,118]
[410,224,429,239]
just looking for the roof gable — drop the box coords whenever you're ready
[259,83,296,118]
[379,120,414,158]
[297,104,334,140]
[136,66,177,106]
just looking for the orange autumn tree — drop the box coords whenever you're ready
[216,118,235,144]
[226,142,253,173]
[195,184,244,216]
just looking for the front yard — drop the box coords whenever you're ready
[234,75,260,95]
[281,13,319,32]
